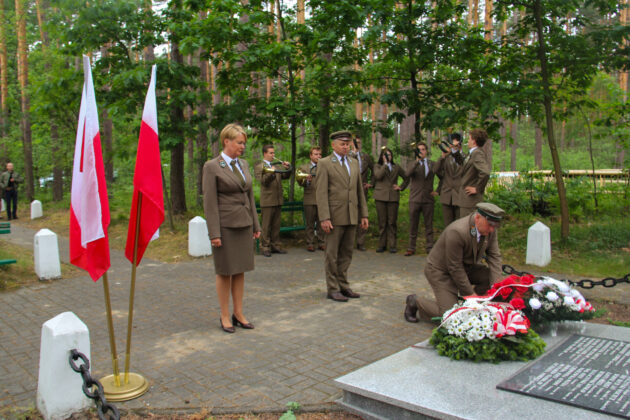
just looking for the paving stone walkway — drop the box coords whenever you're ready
[1,222,627,415]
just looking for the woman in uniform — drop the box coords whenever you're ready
[203,123,261,333]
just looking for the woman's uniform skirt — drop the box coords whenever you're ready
[212,225,255,276]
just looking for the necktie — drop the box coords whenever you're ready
[424,159,429,177]
[231,160,246,187]
[341,156,350,176]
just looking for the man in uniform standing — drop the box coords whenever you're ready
[255,144,291,257]
[298,146,325,252]
[457,129,491,217]
[351,135,373,251]
[404,142,437,256]
[0,162,23,220]
[317,131,369,302]
[434,133,464,226]
[404,202,504,321]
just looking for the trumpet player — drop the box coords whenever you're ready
[434,133,464,226]
[255,144,291,257]
[350,135,373,251]
[297,146,325,252]
[373,146,408,253]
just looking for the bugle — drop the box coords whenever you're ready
[262,159,293,174]
[295,169,312,183]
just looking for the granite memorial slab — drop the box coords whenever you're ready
[335,322,630,420]
[498,334,630,418]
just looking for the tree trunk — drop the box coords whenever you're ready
[534,123,543,169]
[499,117,507,171]
[170,41,187,214]
[318,96,330,156]
[196,40,209,207]
[533,0,569,239]
[0,2,8,157]
[16,0,34,201]
[102,108,114,183]
[510,119,518,171]
[36,0,63,200]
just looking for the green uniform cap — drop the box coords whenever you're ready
[330,130,353,141]
[476,202,505,223]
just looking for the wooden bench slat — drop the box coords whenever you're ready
[0,259,17,266]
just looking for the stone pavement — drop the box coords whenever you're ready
[0,223,627,415]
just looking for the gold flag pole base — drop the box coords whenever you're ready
[100,372,149,402]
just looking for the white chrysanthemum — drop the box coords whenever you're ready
[546,291,559,301]
[529,297,542,309]
[543,302,553,310]
[563,296,575,306]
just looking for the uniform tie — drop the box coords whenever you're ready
[341,156,350,176]
[231,160,246,187]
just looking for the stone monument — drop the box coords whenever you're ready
[526,221,551,266]
[188,216,212,257]
[34,229,61,280]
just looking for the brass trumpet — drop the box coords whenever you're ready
[295,169,312,183]
[262,159,293,174]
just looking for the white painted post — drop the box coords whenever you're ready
[31,200,43,219]
[1,198,5,213]
[34,229,62,279]
[526,221,551,267]
[188,216,212,257]
[37,312,92,420]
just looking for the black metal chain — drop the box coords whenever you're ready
[69,349,120,420]
[502,264,630,289]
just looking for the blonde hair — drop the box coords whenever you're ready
[220,123,247,147]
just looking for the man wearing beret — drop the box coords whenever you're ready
[404,202,504,321]
[316,130,369,302]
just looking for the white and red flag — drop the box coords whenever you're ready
[70,55,111,281]
[125,65,164,265]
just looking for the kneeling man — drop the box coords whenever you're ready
[404,202,504,322]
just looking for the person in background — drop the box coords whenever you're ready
[350,135,373,251]
[457,129,490,217]
[203,124,261,333]
[404,142,437,256]
[254,144,291,257]
[298,146,325,252]
[372,147,408,254]
[0,162,23,220]
[434,133,464,226]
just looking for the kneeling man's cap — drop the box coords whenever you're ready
[330,130,352,141]
[476,202,505,223]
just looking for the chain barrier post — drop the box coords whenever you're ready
[69,349,120,420]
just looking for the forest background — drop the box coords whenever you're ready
[1,0,629,278]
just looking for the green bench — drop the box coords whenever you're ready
[255,201,306,252]
[0,222,16,266]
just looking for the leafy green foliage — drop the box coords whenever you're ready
[430,327,546,363]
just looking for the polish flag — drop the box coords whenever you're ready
[69,56,110,281]
[125,65,164,265]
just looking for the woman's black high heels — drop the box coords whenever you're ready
[220,318,235,333]
[232,314,255,329]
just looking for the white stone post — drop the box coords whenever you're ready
[34,229,62,279]
[526,221,551,267]
[188,216,212,257]
[37,312,92,420]
[31,200,43,219]
[1,198,5,213]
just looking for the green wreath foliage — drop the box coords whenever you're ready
[429,328,547,363]
[524,306,598,331]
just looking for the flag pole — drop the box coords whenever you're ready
[124,191,142,382]
[102,271,120,387]
[101,191,149,402]
[104,190,148,401]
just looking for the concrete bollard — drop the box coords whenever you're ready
[188,216,212,257]
[526,221,551,267]
[37,312,92,420]
[31,200,43,219]
[34,229,62,280]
